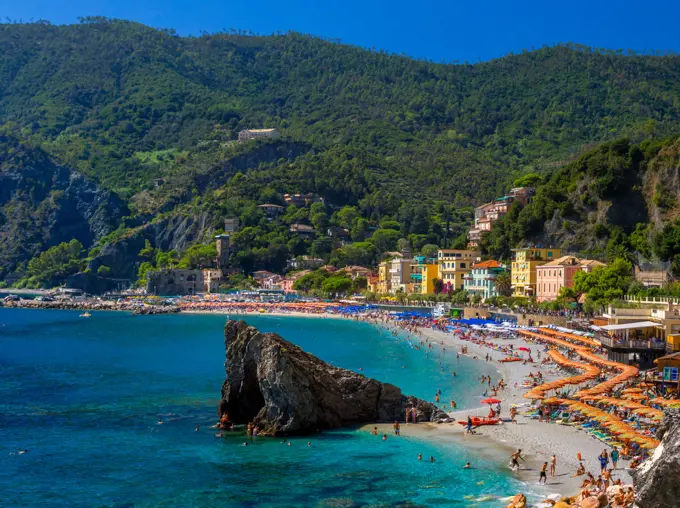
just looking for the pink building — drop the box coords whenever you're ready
[536,256,605,302]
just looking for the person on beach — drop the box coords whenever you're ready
[598,449,609,473]
[610,446,619,470]
[393,421,400,436]
[539,462,548,483]
[466,416,473,435]
[371,426,378,435]
[549,454,556,477]
[510,449,525,471]
[577,451,582,462]
[572,462,585,477]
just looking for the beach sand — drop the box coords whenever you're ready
[415,326,634,499]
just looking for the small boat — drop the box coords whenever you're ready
[79,312,91,318]
[457,417,501,426]
[499,357,522,363]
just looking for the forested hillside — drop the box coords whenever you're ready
[2,17,680,287]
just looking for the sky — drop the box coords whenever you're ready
[2,0,680,63]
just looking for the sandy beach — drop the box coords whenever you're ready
[414,326,634,499]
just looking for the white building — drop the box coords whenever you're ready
[238,128,280,142]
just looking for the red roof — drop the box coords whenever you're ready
[472,260,503,269]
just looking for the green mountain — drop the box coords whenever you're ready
[480,135,680,269]
[2,17,680,287]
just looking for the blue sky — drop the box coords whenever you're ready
[3,0,680,62]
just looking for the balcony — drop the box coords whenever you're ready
[598,335,666,350]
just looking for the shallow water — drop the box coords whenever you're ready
[0,309,532,506]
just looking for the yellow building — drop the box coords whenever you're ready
[376,262,391,294]
[437,249,480,291]
[420,264,439,294]
[511,248,561,297]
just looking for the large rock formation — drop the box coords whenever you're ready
[218,320,447,435]
[633,408,680,508]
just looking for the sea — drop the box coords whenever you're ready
[0,308,536,507]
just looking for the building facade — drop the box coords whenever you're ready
[536,256,605,302]
[510,248,561,297]
[463,260,507,300]
[146,269,204,296]
[437,249,480,292]
[238,128,280,142]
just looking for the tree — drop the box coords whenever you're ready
[178,244,218,269]
[371,229,401,253]
[573,258,633,304]
[433,278,444,294]
[494,271,512,297]
[322,275,353,297]
[420,244,439,258]
[97,265,112,276]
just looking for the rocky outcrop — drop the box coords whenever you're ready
[218,320,447,435]
[0,134,128,278]
[632,408,680,508]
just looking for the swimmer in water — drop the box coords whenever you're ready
[382,434,387,441]
[463,462,471,469]
[418,453,422,461]
[157,418,163,425]
[195,425,200,432]
[429,456,436,463]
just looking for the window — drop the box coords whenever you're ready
[460,263,466,268]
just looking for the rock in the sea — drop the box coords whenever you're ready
[218,320,448,435]
[632,408,680,508]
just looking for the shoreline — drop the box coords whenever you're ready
[1,304,634,503]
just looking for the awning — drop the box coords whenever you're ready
[600,321,664,331]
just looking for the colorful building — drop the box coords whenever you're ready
[410,256,438,294]
[536,256,604,302]
[463,260,507,300]
[376,262,391,294]
[437,249,480,292]
[510,248,561,297]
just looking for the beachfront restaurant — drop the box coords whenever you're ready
[595,321,667,367]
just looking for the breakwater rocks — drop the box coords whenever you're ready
[633,408,680,508]
[218,320,448,436]
[0,300,180,314]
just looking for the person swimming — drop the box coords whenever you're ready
[463,462,471,468]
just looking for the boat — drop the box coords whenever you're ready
[458,417,501,426]
[499,357,522,363]
[79,312,91,318]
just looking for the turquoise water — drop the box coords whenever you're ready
[0,309,530,507]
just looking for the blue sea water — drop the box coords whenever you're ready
[0,309,531,507]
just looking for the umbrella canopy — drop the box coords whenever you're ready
[518,347,531,352]
[481,398,502,405]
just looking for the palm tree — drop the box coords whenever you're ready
[495,271,512,297]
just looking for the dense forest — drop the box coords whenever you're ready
[2,18,680,288]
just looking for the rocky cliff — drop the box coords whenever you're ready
[632,408,680,508]
[0,134,128,279]
[218,320,447,435]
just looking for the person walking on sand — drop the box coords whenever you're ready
[610,446,619,470]
[539,462,548,484]
[466,416,473,435]
[598,449,609,473]
[549,454,557,477]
